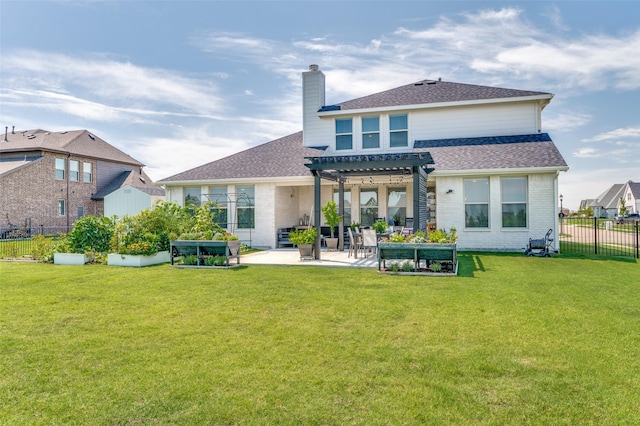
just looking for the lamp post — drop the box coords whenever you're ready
[559,194,564,235]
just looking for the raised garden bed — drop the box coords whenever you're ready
[378,242,457,276]
[170,240,240,268]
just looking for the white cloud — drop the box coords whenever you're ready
[544,112,592,131]
[573,147,599,158]
[582,127,640,142]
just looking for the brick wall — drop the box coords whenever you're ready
[1,153,100,229]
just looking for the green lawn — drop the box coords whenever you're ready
[1,253,639,425]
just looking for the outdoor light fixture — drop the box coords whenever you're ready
[446,189,454,194]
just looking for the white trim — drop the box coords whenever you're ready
[317,95,554,118]
[430,166,569,177]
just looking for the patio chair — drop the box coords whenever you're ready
[347,228,362,258]
[361,228,378,258]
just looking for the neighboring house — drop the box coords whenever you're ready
[157,65,568,252]
[579,183,626,218]
[0,128,163,232]
[580,181,639,218]
[619,180,640,215]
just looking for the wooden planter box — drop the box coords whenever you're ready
[378,242,458,275]
[108,251,170,267]
[170,240,241,268]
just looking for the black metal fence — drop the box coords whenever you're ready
[0,226,71,259]
[559,218,639,259]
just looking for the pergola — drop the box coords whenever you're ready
[304,152,435,259]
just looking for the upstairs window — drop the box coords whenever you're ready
[69,160,79,182]
[362,116,380,149]
[335,118,353,151]
[464,178,489,228]
[83,162,92,182]
[502,177,527,228]
[390,114,408,147]
[55,158,65,180]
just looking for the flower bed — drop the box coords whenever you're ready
[107,251,170,267]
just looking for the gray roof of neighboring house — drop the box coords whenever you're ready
[92,169,165,200]
[628,181,640,198]
[1,129,144,167]
[593,183,625,209]
[159,132,567,183]
[332,80,552,111]
[158,132,326,182]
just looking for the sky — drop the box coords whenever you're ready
[1,1,639,211]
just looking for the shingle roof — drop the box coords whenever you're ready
[413,133,567,172]
[158,132,326,182]
[628,181,640,198]
[92,169,164,200]
[334,80,551,111]
[593,183,625,209]
[1,129,144,167]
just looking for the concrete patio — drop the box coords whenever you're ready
[241,248,378,268]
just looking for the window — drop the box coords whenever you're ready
[360,189,378,226]
[237,185,255,229]
[55,158,65,180]
[333,189,351,226]
[390,114,408,147]
[69,160,79,182]
[83,162,92,182]
[464,178,489,228]
[502,177,527,228]
[335,118,353,151]
[362,116,380,149]
[388,187,407,226]
[58,199,65,216]
[184,187,201,208]
[208,186,228,228]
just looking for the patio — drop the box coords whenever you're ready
[241,248,378,268]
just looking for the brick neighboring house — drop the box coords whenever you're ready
[0,128,163,233]
[158,65,569,253]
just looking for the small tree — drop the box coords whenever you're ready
[321,201,342,238]
[63,215,114,253]
[619,198,629,217]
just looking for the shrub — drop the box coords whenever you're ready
[289,227,318,245]
[62,215,114,254]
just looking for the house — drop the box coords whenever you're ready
[580,180,639,218]
[0,128,163,233]
[579,183,626,218]
[157,65,568,253]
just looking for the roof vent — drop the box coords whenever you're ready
[27,134,36,139]
[414,82,424,86]
[88,133,95,140]
[308,64,319,71]
[4,127,7,142]
[427,80,437,85]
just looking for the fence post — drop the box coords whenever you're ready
[593,217,598,255]
[636,220,640,259]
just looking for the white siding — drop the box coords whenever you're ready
[104,186,152,218]
[435,172,558,251]
[411,102,539,141]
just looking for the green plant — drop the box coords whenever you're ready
[30,234,54,260]
[390,233,406,243]
[349,222,360,231]
[372,219,388,234]
[430,261,442,272]
[401,261,414,272]
[289,227,318,245]
[428,227,458,244]
[62,215,114,253]
[388,261,400,272]
[321,201,343,238]
[183,254,198,265]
